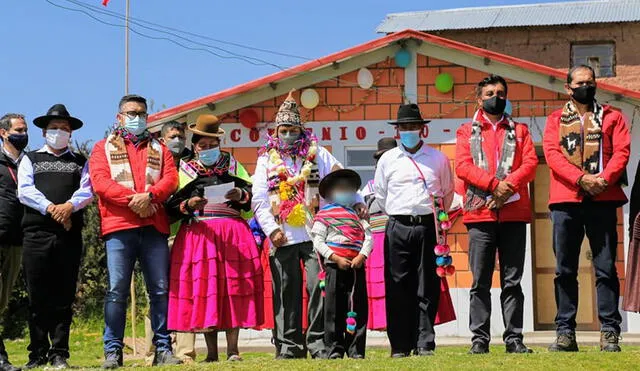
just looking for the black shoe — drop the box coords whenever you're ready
[468,342,490,354]
[275,354,295,360]
[49,356,69,370]
[23,357,47,370]
[600,331,621,352]
[152,350,183,366]
[414,347,435,356]
[0,359,21,371]
[328,353,343,360]
[548,333,579,352]
[506,339,533,354]
[350,354,364,359]
[102,350,123,369]
[311,350,328,360]
[391,351,410,358]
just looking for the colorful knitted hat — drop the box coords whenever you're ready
[275,89,302,127]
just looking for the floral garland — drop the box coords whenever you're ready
[266,133,318,227]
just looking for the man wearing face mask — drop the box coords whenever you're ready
[17,104,93,369]
[455,75,538,355]
[252,90,368,360]
[543,65,630,352]
[89,95,180,368]
[374,104,455,357]
[160,121,191,167]
[0,113,29,371]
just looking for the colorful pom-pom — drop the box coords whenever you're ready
[346,324,356,335]
[440,221,452,231]
[443,256,453,266]
[436,266,446,277]
[319,281,326,289]
[445,265,456,276]
[318,271,326,280]
[436,256,447,267]
[438,211,449,222]
[347,311,357,318]
[434,244,450,256]
[346,317,357,326]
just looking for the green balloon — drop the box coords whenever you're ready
[435,73,454,93]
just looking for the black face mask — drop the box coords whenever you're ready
[571,85,597,105]
[6,133,28,151]
[482,96,507,115]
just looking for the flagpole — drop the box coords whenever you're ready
[125,0,138,357]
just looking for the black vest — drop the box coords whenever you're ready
[22,151,87,231]
[0,152,23,245]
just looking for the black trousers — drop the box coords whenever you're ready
[551,202,621,334]
[384,217,440,353]
[467,222,526,345]
[22,226,82,360]
[323,263,367,358]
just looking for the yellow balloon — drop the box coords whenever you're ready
[300,89,320,109]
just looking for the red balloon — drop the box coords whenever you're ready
[239,109,259,129]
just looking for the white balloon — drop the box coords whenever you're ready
[300,89,320,109]
[357,68,374,89]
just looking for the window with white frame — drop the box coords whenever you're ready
[570,42,615,77]
[345,147,377,184]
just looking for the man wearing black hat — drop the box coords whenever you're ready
[374,104,454,357]
[0,113,29,371]
[17,104,93,369]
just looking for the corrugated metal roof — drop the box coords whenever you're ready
[377,0,640,33]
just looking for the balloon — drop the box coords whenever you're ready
[357,68,374,89]
[505,99,513,116]
[435,73,454,93]
[239,109,259,129]
[300,89,319,109]
[394,49,412,68]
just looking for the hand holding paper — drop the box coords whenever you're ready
[203,182,235,204]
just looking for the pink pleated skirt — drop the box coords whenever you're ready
[366,230,386,330]
[168,217,264,332]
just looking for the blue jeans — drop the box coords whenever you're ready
[103,226,172,353]
[550,202,622,335]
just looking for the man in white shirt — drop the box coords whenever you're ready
[252,91,367,359]
[374,104,454,358]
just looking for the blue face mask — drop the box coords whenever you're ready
[332,192,356,207]
[399,130,422,149]
[124,116,147,135]
[198,147,221,166]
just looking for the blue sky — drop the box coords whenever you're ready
[2,0,575,147]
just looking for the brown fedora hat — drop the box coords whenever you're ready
[188,114,225,137]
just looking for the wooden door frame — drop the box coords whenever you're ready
[530,148,599,331]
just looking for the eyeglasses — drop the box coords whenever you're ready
[120,111,149,119]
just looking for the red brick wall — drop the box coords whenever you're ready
[427,22,640,91]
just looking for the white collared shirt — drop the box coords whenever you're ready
[374,142,454,216]
[17,145,93,215]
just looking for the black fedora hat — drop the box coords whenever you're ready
[374,137,398,160]
[388,103,431,125]
[33,104,83,130]
[319,169,362,200]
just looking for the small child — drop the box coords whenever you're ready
[310,169,372,359]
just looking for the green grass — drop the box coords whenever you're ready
[4,324,640,370]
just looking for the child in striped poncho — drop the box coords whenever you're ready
[310,169,372,360]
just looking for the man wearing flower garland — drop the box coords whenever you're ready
[252,90,368,360]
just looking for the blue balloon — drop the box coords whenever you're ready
[505,99,513,116]
[395,49,412,68]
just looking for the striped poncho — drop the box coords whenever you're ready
[313,204,366,259]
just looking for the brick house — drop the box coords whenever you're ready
[377,0,640,90]
[149,29,640,336]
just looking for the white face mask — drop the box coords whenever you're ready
[45,129,71,150]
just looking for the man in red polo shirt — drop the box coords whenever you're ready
[543,65,630,353]
[456,75,538,355]
[89,95,181,369]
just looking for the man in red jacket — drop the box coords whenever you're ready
[89,95,181,369]
[456,75,538,355]
[543,65,630,353]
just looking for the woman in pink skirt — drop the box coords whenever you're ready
[167,114,263,362]
[359,138,397,330]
